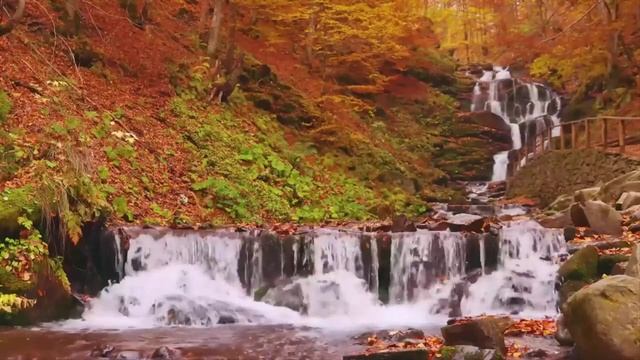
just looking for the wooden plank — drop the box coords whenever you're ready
[585,119,590,148]
[601,118,608,150]
[619,119,626,154]
[560,125,565,150]
[571,123,577,149]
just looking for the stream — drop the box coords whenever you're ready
[0,68,567,359]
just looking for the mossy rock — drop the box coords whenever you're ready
[558,280,589,307]
[0,259,75,326]
[558,246,599,282]
[562,276,640,360]
[598,254,630,276]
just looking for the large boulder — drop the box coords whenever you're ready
[562,275,640,360]
[569,201,622,235]
[625,244,640,278]
[554,314,573,346]
[538,211,572,229]
[441,316,512,354]
[597,170,640,204]
[558,246,598,282]
[574,187,600,204]
[617,192,640,211]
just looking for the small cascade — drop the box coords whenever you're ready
[471,66,562,181]
[462,221,565,316]
[390,232,466,303]
[70,222,565,330]
[312,230,364,276]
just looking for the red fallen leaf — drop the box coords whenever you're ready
[505,318,556,337]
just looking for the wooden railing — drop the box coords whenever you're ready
[510,116,640,176]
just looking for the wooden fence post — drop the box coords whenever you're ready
[547,127,553,151]
[601,118,608,150]
[585,119,590,148]
[560,125,565,150]
[619,119,626,154]
[571,123,577,149]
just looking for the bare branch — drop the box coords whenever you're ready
[540,2,599,44]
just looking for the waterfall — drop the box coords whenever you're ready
[68,224,564,330]
[390,232,466,304]
[472,67,561,181]
[462,221,564,316]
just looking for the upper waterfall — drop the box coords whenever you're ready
[471,66,562,181]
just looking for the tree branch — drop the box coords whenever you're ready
[540,2,599,44]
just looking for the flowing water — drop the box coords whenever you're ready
[471,66,562,181]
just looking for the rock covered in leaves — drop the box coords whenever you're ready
[441,316,512,354]
[562,275,640,360]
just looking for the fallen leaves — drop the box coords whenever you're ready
[364,335,444,359]
[505,318,557,337]
[507,343,530,358]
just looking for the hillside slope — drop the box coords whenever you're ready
[0,1,503,238]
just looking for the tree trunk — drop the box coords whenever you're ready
[305,8,320,69]
[207,0,225,59]
[600,0,620,74]
[0,0,26,36]
[198,0,211,34]
[65,0,81,35]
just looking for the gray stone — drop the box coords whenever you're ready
[621,204,640,219]
[570,201,622,235]
[562,275,640,360]
[538,211,572,229]
[625,244,640,278]
[261,280,306,313]
[548,194,573,212]
[446,213,486,232]
[619,191,640,211]
[116,351,141,360]
[150,346,177,360]
[597,171,640,204]
[451,345,497,360]
[574,187,600,204]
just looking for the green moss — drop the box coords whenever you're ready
[0,91,11,123]
[558,246,599,282]
[597,254,629,276]
[439,346,457,360]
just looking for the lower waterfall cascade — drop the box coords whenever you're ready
[471,66,562,181]
[66,219,565,330]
